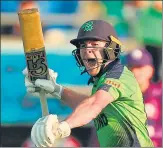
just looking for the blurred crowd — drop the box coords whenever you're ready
[1,1,162,147]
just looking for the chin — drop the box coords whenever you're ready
[87,68,100,76]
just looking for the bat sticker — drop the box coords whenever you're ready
[26,48,49,82]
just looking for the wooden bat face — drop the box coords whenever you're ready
[18,8,50,117]
[18,8,49,82]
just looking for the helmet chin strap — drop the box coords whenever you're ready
[80,59,108,76]
[96,61,107,77]
[94,42,117,77]
[85,59,107,85]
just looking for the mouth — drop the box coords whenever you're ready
[84,58,97,67]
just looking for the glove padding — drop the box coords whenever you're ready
[23,68,63,99]
[31,114,71,147]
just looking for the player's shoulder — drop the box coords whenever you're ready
[104,61,138,91]
[105,59,124,79]
[105,59,134,80]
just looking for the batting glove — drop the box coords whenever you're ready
[23,68,63,99]
[31,114,71,147]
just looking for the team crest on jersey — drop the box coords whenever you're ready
[105,79,121,88]
[82,21,94,31]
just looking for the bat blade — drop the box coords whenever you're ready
[18,8,49,116]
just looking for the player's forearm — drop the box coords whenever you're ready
[65,97,102,128]
[61,87,89,109]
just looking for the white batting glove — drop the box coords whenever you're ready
[31,114,71,147]
[23,68,63,99]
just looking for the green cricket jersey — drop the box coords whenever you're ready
[90,59,154,147]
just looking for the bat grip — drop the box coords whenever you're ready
[39,89,49,116]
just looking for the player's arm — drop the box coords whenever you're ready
[30,79,119,147]
[61,87,89,109]
[64,77,123,128]
[30,89,115,147]
[65,89,115,128]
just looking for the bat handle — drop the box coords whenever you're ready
[39,89,49,116]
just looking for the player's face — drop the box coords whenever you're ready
[79,40,106,76]
[131,65,154,85]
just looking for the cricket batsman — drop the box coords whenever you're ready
[23,20,154,147]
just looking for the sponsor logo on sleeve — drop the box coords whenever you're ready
[105,79,121,88]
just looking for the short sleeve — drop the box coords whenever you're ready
[97,78,123,100]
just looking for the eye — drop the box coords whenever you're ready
[92,43,99,47]
[80,44,86,48]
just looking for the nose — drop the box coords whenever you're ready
[84,43,93,53]
[84,48,92,54]
[87,49,92,53]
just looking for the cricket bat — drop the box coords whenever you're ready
[18,8,49,117]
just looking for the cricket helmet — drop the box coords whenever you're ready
[71,20,123,73]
